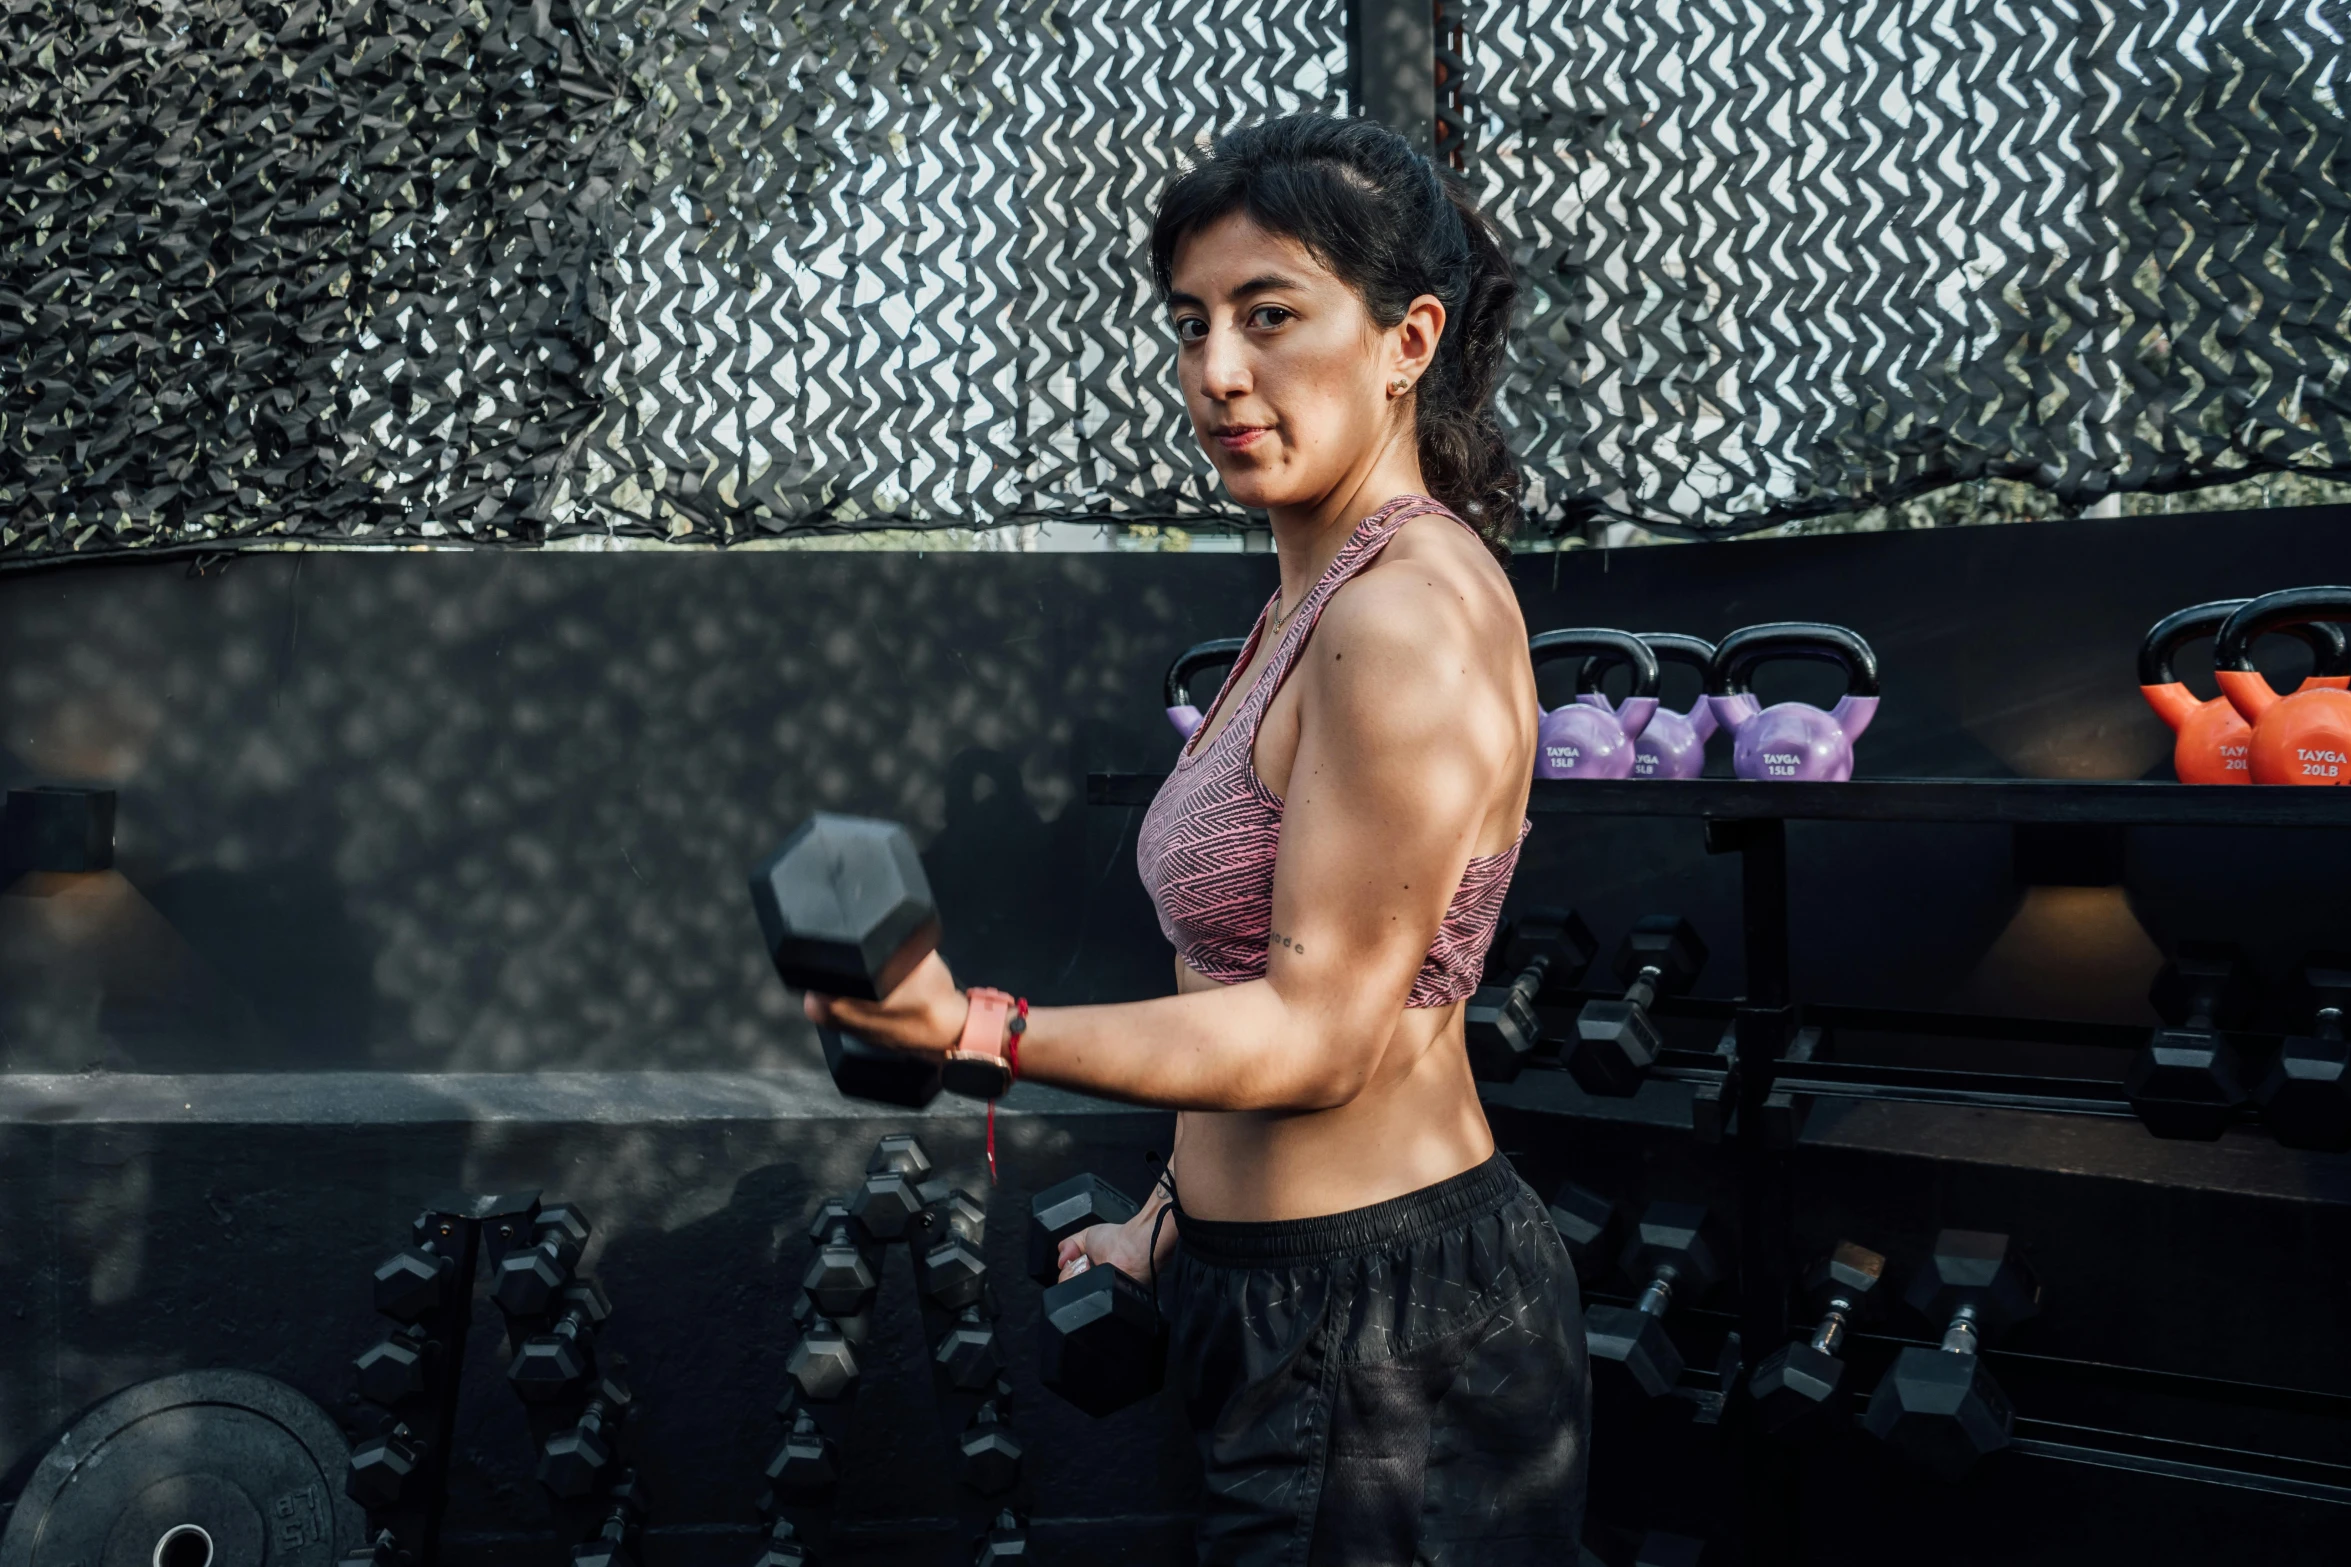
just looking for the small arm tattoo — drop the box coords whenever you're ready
[1269,931,1306,956]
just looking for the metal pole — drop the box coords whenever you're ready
[1350,0,1437,152]
[1711,816,1800,1565]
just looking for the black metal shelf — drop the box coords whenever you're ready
[1085,763,2351,1560]
[1088,771,2351,826]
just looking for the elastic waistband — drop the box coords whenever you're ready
[1174,1152,1522,1268]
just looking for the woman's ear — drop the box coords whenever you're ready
[1392,294,1447,387]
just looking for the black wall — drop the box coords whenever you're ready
[2,507,2348,1564]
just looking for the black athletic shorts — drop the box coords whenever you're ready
[1164,1151,1590,1566]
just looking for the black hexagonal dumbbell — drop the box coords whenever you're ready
[1585,1201,1729,1398]
[1565,916,1709,1096]
[934,1303,1006,1392]
[959,1397,1023,1496]
[352,1324,438,1408]
[851,1132,933,1242]
[509,1279,613,1401]
[762,1398,840,1502]
[1464,906,1596,1083]
[748,814,946,1109]
[571,1471,642,1567]
[540,1365,633,1500]
[918,1187,988,1310]
[1028,1172,1140,1285]
[372,1215,460,1324]
[803,1202,880,1319]
[494,1202,591,1318]
[791,1286,872,1350]
[1748,1241,1887,1438]
[346,1421,427,1510]
[2254,952,2351,1152]
[1041,1250,1166,1418]
[2127,941,2256,1139]
[1545,1180,1621,1284]
[785,1310,862,1404]
[1863,1229,2041,1480]
[975,1510,1029,1567]
[751,1517,811,1567]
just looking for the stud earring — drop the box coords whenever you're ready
[1389,377,1411,397]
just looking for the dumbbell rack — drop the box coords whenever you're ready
[345,1192,641,1567]
[1089,771,2351,1565]
[765,1142,1028,1567]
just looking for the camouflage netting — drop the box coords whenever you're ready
[1,0,2346,556]
[1461,0,2351,535]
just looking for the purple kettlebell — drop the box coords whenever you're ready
[1164,637,1251,743]
[1531,629,1661,779]
[1573,632,1719,780]
[1705,623,1880,782]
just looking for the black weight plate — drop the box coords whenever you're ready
[0,1370,362,1567]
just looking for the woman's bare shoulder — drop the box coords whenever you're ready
[1322,510,1525,661]
[1307,511,1529,732]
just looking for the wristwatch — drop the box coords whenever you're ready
[942,987,1019,1100]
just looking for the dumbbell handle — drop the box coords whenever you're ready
[1808,1300,1856,1357]
[1621,964,1664,1013]
[574,1393,623,1437]
[1939,1303,1982,1357]
[1505,952,1551,1007]
[2316,1007,2344,1042]
[527,1229,584,1267]
[2179,974,2236,1031]
[1632,1262,1680,1321]
[543,1305,595,1345]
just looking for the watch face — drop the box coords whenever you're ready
[941,1053,1013,1101]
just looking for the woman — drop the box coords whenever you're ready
[806,115,1587,1564]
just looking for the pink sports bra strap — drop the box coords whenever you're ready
[1197,495,1468,762]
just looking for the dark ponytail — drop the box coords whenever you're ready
[1149,115,1521,555]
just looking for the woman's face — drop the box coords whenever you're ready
[1167,212,1442,513]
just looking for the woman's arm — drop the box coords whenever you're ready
[806,559,1525,1112]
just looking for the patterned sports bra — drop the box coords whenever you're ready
[1136,495,1528,1008]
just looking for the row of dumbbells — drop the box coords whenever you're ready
[1475,907,2351,1152]
[345,1195,645,1566]
[754,1135,1028,1567]
[2128,945,2351,1148]
[1467,907,1708,1089]
[1552,1187,2043,1481]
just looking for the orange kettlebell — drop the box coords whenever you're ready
[2214,588,2351,785]
[2139,599,2349,783]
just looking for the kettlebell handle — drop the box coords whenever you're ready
[1164,637,1251,710]
[1707,623,1880,699]
[1163,637,1250,740]
[2141,598,2349,686]
[1572,632,1717,697]
[1531,629,1662,702]
[2213,589,2351,674]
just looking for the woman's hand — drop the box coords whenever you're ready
[1055,1199,1179,1284]
[802,950,966,1058]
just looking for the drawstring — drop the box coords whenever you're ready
[1146,1163,1179,1326]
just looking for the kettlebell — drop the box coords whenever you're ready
[2139,599,2349,784]
[1163,637,1250,741]
[2214,588,2351,784]
[1706,623,1880,782]
[1572,633,1719,779]
[1530,629,1660,779]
